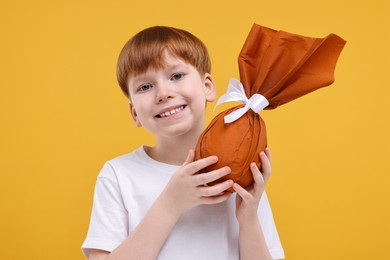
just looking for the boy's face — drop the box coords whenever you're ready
[127,52,216,140]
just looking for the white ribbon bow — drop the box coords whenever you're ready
[214,78,269,123]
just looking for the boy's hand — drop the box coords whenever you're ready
[160,149,233,217]
[233,148,272,224]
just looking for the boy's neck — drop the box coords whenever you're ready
[147,133,201,166]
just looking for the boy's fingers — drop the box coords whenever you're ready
[194,166,231,185]
[264,147,272,163]
[199,179,233,197]
[259,152,271,183]
[201,192,232,205]
[250,163,265,197]
[251,163,264,185]
[184,155,218,175]
[182,149,195,166]
[232,183,251,201]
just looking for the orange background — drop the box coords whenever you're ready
[1,0,389,259]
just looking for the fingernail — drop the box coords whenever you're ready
[209,156,218,162]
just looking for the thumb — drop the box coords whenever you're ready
[182,149,195,166]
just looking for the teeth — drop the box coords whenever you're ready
[159,106,184,118]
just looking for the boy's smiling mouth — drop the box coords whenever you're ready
[155,105,187,118]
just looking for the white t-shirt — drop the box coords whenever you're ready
[82,146,284,259]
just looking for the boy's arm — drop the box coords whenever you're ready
[89,150,233,260]
[238,216,273,260]
[233,148,274,260]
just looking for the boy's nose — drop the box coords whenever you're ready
[155,84,174,103]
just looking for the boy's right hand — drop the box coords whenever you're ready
[160,149,233,217]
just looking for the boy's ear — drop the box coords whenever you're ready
[203,73,217,102]
[129,103,142,127]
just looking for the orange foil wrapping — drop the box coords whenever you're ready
[194,24,346,191]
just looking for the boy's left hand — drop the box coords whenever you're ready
[233,148,272,224]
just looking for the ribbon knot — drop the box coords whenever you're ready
[214,78,269,123]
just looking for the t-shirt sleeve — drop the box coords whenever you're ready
[82,163,129,258]
[258,191,285,259]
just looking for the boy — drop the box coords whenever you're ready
[82,26,284,260]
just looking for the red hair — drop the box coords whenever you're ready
[116,26,211,97]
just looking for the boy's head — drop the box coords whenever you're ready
[116,26,211,98]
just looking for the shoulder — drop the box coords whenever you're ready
[103,146,148,171]
[97,146,178,190]
[97,146,146,180]
[91,147,150,200]
[108,146,146,166]
[97,146,175,181]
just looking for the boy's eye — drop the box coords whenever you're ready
[171,73,184,81]
[138,84,153,92]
